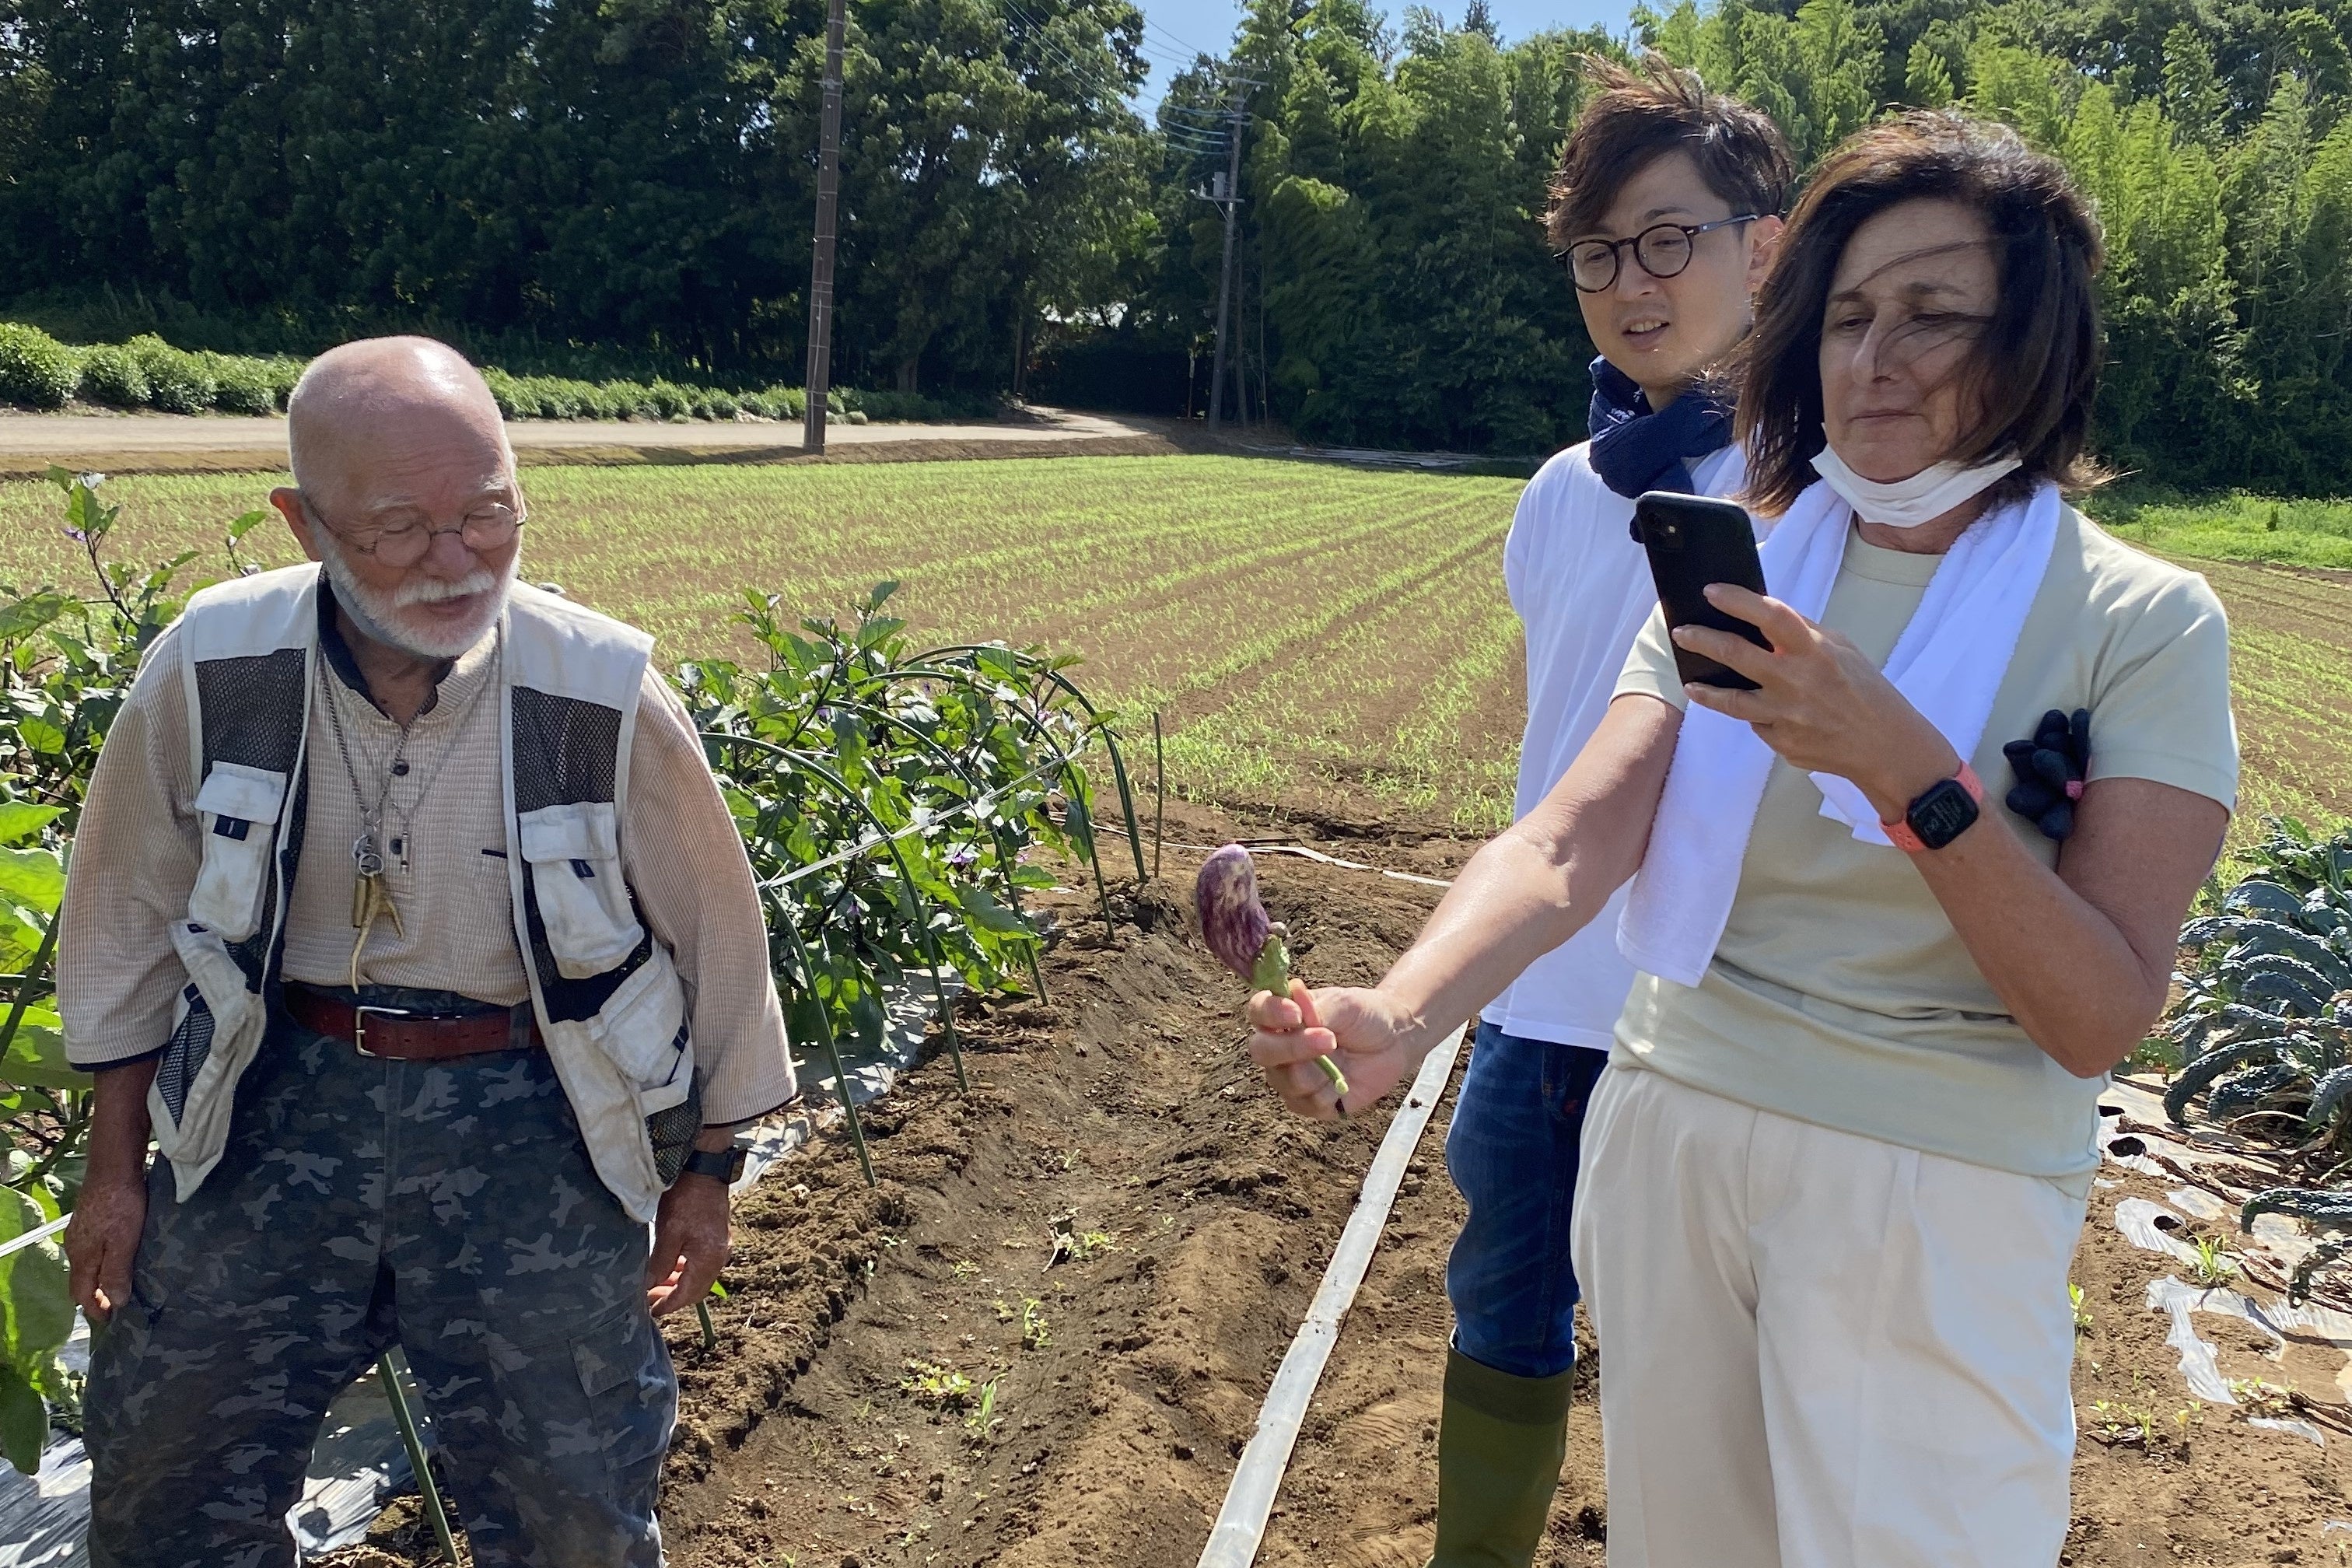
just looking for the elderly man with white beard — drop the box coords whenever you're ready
[57,336,793,1567]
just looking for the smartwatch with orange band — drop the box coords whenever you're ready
[1885,761,1985,853]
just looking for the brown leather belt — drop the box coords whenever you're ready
[285,986,542,1061]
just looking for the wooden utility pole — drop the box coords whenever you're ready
[1206,78,1244,434]
[803,0,847,455]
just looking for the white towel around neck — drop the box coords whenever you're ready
[1615,477,2063,988]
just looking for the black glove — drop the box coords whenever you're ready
[2002,707,2090,841]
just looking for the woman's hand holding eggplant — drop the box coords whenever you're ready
[1672,583,1960,821]
[1245,982,1421,1121]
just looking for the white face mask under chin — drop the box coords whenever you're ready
[1810,443,2023,530]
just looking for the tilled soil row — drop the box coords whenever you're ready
[334,804,1463,1566]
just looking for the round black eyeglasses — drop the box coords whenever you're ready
[1560,215,1762,292]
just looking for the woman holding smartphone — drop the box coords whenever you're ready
[1248,114,2238,1566]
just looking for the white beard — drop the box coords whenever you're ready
[317,536,516,660]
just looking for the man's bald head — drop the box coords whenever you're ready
[286,336,513,508]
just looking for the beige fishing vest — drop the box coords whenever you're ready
[153,565,699,1223]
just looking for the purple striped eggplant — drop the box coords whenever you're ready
[1195,844,1350,1104]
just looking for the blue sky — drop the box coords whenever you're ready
[1132,0,1639,112]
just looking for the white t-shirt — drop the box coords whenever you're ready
[1482,440,1747,1049]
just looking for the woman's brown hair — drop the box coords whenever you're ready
[1737,112,2106,517]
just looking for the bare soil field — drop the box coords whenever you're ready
[331,801,2352,1568]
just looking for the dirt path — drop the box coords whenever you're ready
[0,406,1179,477]
[331,800,2352,1568]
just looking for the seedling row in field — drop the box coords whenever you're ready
[0,455,2343,834]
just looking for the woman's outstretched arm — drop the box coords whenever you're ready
[1247,695,1682,1118]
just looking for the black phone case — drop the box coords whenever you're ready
[1632,491,1770,691]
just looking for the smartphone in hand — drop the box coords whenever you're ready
[1633,491,1769,691]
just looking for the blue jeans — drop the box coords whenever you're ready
[1444,1021,1610,1379]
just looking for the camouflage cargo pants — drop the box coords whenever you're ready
[83,993,674,1568]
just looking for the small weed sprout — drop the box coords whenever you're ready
[1020,1298,1052,1350]
[1067,1230,1115,1262]
[2229,1376,2295,1416]
[2070,1282,2093,1334]
[992,1298,1015,1323]
[950,1259,978,1280]
[964,1378,999,1442]
[898,1360,975,1410]
[2088,1399,2158,1447]
[2189,1235,2238,1286]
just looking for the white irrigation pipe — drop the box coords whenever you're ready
[0,1213,68,1258]
[1195,1020,1470,1568]
[1164,839,1457,891]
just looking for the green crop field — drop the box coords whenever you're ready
[1,454,2345,837]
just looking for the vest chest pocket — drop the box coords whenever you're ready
[188,763,289,943]
[518,803,645,979]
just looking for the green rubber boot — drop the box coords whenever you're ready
[1426,1347,1574,1568]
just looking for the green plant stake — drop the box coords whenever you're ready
[786,751,970,1092]
[775,916,876,1188]
[379,1347,459,1563]
[0,910,61,1061]
[1152,711,1165,884]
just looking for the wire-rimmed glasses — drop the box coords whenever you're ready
[1561,215,1763,293]
[303,496,525,569]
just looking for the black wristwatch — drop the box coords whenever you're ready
[680,1145,747,1184]
[1886,762,1985,853]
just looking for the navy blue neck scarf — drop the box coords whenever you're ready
[1585,356,1735,499]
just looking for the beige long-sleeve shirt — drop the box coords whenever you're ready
[58,586,796,1125]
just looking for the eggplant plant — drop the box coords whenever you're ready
[681,583,1146,1173]
[0,470,216,1472]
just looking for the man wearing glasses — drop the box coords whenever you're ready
[58,336,793,1566]
[1414,60,1789,1567]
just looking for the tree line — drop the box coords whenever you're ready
[1117,0,2352,492]
[0,0,2347,492]
[0,0,1150,396]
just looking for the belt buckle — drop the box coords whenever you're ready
[352,1005,412,1058]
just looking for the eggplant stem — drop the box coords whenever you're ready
[1255,934,1350,1115]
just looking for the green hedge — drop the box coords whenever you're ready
[0,320,974,425]
[0,324,78,409]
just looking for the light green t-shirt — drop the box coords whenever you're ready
[1611,506,2238,1183]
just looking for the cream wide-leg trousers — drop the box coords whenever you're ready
[1569,1063,2088,1568]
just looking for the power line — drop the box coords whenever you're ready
[1143,14,1210,58]
[999,0,1136,101]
